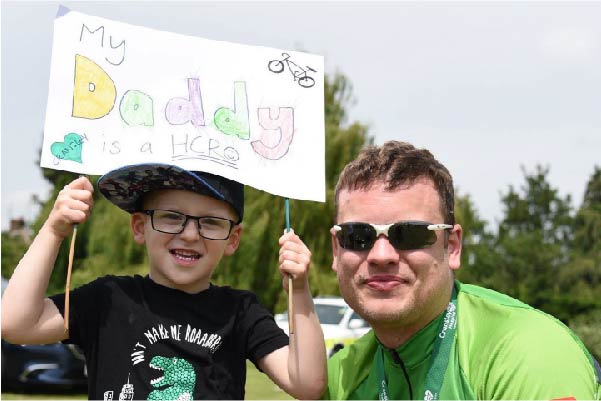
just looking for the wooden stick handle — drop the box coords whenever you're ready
[285,198,294,334]
[64,225,78,333]
[64,175,87,334]
[288,275,294,334]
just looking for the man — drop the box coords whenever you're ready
[323,141,600,399]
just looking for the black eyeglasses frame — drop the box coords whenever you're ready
[143,209,237,240]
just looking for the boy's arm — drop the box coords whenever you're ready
[1,177,94,345]
[258,230,327,400]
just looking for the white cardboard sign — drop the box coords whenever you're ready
[41,7,325,202]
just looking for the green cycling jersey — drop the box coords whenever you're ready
[324,281,601,400]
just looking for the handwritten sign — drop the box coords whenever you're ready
[41,7,325,202]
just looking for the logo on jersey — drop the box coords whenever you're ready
[439,302,457,339]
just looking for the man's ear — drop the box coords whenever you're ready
[224,224,243,256]
[131,213,147,245]
[330,227,340,274]
[448,224,463,271]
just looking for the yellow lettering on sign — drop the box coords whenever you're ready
[72,54,116,119]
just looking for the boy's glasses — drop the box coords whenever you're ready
[332,221,453,251]
[144,209,236,240]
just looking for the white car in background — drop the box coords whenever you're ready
[275,297,371,357]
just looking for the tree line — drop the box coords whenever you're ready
[2,73,599,360]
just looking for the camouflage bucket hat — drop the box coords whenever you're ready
[97,163,244,222]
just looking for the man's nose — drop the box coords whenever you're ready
[367,234,399,266]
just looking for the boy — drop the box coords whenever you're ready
[1,163,326,400]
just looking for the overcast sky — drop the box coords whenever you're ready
[2,1,601,231]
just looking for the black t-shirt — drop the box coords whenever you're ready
[50,275,289,400]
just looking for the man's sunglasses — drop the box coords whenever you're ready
[332,221,453,251]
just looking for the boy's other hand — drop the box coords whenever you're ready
[278,229,311,291]
[44,176,94,239]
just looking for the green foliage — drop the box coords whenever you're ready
[481,166,575,318]
[499,165,573,244]
[569,309,601,361]
[1,233,29,279]
[573,166,601,256]
[563,165,601,360]
[581,166,601,207]
[453,192,497,287]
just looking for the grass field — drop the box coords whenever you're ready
[2,361,294,400]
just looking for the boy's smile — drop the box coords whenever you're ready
[170,249,201,263]
[131,189,241,294]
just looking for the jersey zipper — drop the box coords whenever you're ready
[388,347,414,400]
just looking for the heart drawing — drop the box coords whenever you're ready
[50,133,84,163]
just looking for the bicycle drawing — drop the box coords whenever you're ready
[268,53,316,88]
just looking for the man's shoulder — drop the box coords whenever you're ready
[326,330,377,399]
[456,281,579,343]
[457,281,531,309]
[454,281,599,399]
[456,282,575,333]
[329,329,377,364]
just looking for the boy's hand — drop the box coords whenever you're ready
[278,229,311,292]
[44,176,94,239]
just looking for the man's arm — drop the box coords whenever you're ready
[1,176,94,345]
[258,230,327,400]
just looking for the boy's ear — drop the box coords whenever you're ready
[224,223,243,256]
[130,213,147,244]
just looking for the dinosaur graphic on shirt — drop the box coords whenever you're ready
[147,356,196,401]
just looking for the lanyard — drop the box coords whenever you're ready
[377,286,458,401]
